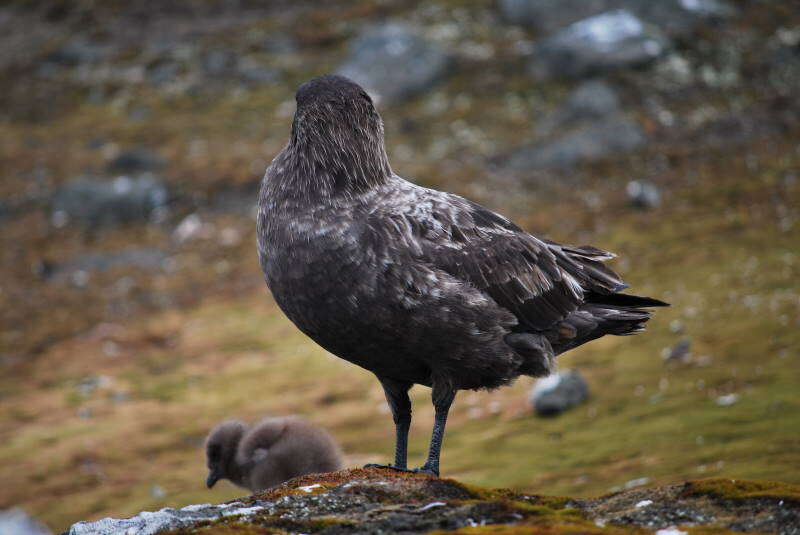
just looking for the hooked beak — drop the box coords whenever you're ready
[206,470,221,489]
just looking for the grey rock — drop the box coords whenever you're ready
[202,50,238,77]
[530,370,590,416]
[337,23,449,104]
[238,65,281,85]
[563,79,621,119]
[60,470,800,535]
[107,148,165,173]
[629,0,737,38]
[532,10,670,79]
[0,509,51,535]
[52,174,168,228]
[498,0,610,33]
[509,115,646,170]
[499,0,735,37]
[65,501,269,535]
[44,37,110,67]
[665,338,691,361]
[48,248,168,284]
[146,60,183,87]
[537,80,621,135]
[768,43,800,97]
[626,180,661,209]
[262,35,297,54]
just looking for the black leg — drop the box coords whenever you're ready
[415,379,456,476]
[365,376,412,471]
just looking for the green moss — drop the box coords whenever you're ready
[682,478,800,504]
[303,517,350,531]
[427,516,647,534]
[162,519,288,534]
[684,527,755,535]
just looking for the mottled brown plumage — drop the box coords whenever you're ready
[256,74,667,476]
[205,416,343,492]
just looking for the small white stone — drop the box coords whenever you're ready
[418,502,446,511]
[716,393,739,406]
[656,528,687,535]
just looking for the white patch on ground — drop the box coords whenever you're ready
[298,484,323,493]
[656,528,687,535]
[635,499,653,508]
[418,502,446,511]
[716,393,739,406]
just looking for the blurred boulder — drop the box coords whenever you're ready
[107,148,165,173]
[202,50,238,77]
[52,174,168,228]
[664,338,691,362]
[561,79,621,121]
[530,370,590,416]
[146,59,184,88]
[768,41,800,97]
[531,10,670,79]
[47,248,168,285]
[337,23,449,104]
[537,80,621,135]
[498,0,610,33]
[626,179,661,209]
[629,0,736,38]
[238,61,281,86]
[509,115,646,170]
[0,509,51,535]
[44,37,110,67]
[499,0,735,37]
[262,35,297,54]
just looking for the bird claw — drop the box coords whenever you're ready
[363,463,412,472]
[411,466,439,476]
[363,463,439,476]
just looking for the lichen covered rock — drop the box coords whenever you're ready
[62,470,800,535]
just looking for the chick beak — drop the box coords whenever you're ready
[206,471,220,489]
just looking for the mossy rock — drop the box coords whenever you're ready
[681,478,800,505]
[68,470,798,535]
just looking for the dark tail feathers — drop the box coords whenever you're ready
[545,292,668,356]
[585,291,669,309]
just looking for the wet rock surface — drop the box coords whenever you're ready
[62,470,800,535]
[337,23,449,103]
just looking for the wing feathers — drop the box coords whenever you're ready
[377,181,654,331]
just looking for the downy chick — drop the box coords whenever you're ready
[205,416,342,493]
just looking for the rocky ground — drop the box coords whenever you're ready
[1,0,799,533]
[64,470,800,534]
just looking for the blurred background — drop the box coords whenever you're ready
[1,0,798,532]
